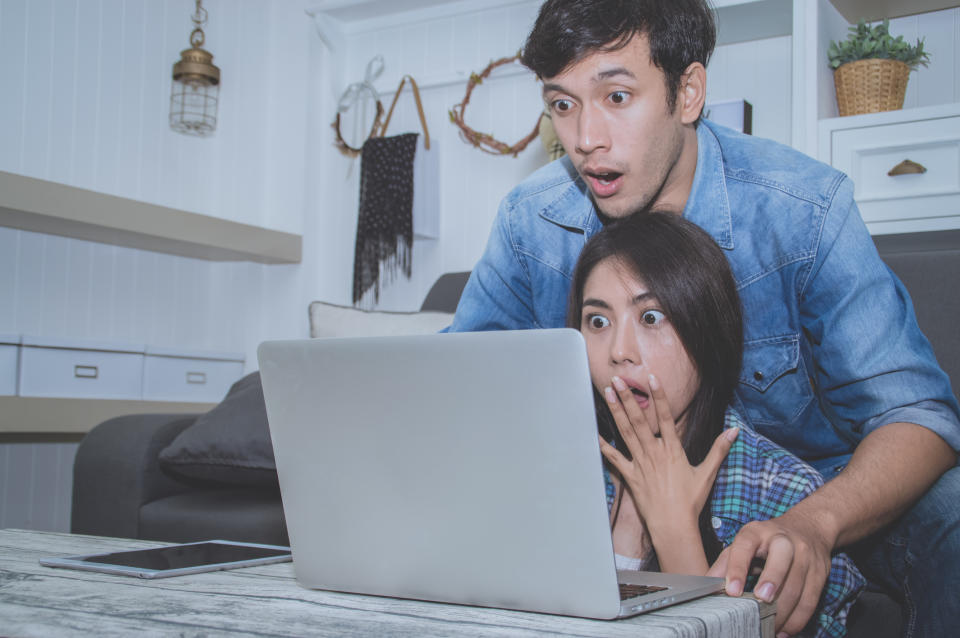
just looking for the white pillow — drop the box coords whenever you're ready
[308,301,453,339]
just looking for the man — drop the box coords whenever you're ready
[448,1,960,636]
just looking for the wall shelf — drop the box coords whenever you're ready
[0,396,215,434]
[0,171,302,264]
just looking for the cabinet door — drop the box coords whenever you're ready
[831,115,960,234]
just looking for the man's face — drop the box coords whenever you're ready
[542,35,697,218]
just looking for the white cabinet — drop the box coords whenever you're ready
[820,104,960,234]
[143,347,245,403]
[0,334,19,396]
[14,336,245,402]
[19,337,144,400]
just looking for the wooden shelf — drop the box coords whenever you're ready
[0,396,215,434]
[0,171,301,264]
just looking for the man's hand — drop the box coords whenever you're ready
[708,510,834,636]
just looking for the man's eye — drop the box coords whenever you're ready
[609,91,628,104]
[641,310,665,325]
[551,99,573,113]
[587,314,610,329]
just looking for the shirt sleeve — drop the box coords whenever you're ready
[800,176,960,451]
[445,198,539,333]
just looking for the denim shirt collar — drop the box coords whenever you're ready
[537,158,608,237]
[683,120,734,250]
[537,124,734,246]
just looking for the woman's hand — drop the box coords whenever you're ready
[598,373,737,573]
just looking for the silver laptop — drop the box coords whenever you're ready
[258,328,723,619]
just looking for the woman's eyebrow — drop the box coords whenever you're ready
[632,292,655,305]
[582,298,610,309]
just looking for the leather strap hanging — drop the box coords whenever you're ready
[378,75,430,149]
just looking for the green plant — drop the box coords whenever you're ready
[828,20,930,70]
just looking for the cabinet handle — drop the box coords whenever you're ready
[74,365,98,379]
[888,159,927,176]
[186,372,207,385]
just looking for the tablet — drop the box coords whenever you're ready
[39,540,292,579]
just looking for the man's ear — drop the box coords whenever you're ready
[678,62,706,125]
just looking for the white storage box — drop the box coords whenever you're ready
[142,346,245,402]
[0,334,20,396]
[19,336,144,399]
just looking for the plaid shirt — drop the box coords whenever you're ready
[605,409,865,638]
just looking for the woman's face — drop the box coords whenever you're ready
[580,257,700,430]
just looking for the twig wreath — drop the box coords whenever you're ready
[448,53,542,157]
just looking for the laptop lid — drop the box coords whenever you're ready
[258,328,718,619]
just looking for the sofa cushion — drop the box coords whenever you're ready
[309,301,453,339]
[158,372,277,487]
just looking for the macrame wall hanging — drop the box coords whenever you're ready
[333,62,432,306]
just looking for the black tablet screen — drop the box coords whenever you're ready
[81,542,290,571]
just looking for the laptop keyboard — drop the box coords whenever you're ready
[618,583,668,600]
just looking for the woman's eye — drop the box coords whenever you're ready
[551,99,573,113]
[609,91,628,105]
[587,314,610,329]
[641,310,665,325]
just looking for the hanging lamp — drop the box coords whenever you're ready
[169,0,220,137]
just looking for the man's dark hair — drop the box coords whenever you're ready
[566,211,742,564]
[521,0,716,112]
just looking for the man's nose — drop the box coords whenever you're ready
[575,105,610,155]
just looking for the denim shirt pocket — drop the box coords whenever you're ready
[738,334,814,426]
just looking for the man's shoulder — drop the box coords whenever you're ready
[705,120,847,206]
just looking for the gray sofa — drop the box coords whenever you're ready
[72,244,959,637]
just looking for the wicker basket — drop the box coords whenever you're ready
[833,58,910,117]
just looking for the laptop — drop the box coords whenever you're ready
[257,328,723,619]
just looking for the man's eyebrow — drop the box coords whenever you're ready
[597,66,635,81]
[542,67,636,96]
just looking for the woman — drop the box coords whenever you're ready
[567,212,863,638]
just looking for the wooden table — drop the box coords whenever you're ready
[0,529,775,637]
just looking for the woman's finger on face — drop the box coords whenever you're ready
[611,376,655,445]
[648,374,680,445]
[603,385,646,456]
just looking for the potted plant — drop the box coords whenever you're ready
[828,19,930,117]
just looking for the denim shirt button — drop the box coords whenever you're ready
[753,370,764,381]
[711,516,722,529]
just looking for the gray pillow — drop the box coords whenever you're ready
[158,371,277,486]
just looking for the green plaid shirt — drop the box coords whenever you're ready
[605,409,864,637]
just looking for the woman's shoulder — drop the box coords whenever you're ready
[715,408,826,523]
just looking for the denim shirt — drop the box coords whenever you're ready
[448,119,960,476]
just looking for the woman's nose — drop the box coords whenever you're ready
[611,322,641,365]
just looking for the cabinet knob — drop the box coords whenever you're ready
[888,159,927,176]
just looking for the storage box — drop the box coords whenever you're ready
[19,336,144,400]
[142,346,245,402]
[0,334,20,396]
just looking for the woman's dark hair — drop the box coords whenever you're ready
[566,211,742,563]
[521,0,716,113]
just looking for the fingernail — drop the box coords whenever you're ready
[648,373,659,390]
[726,579,743,596]
[604,386,617,403]
[777,633,789,638]
[725,427,739,442]
[756,582,775,602]
[612,376,627,391]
